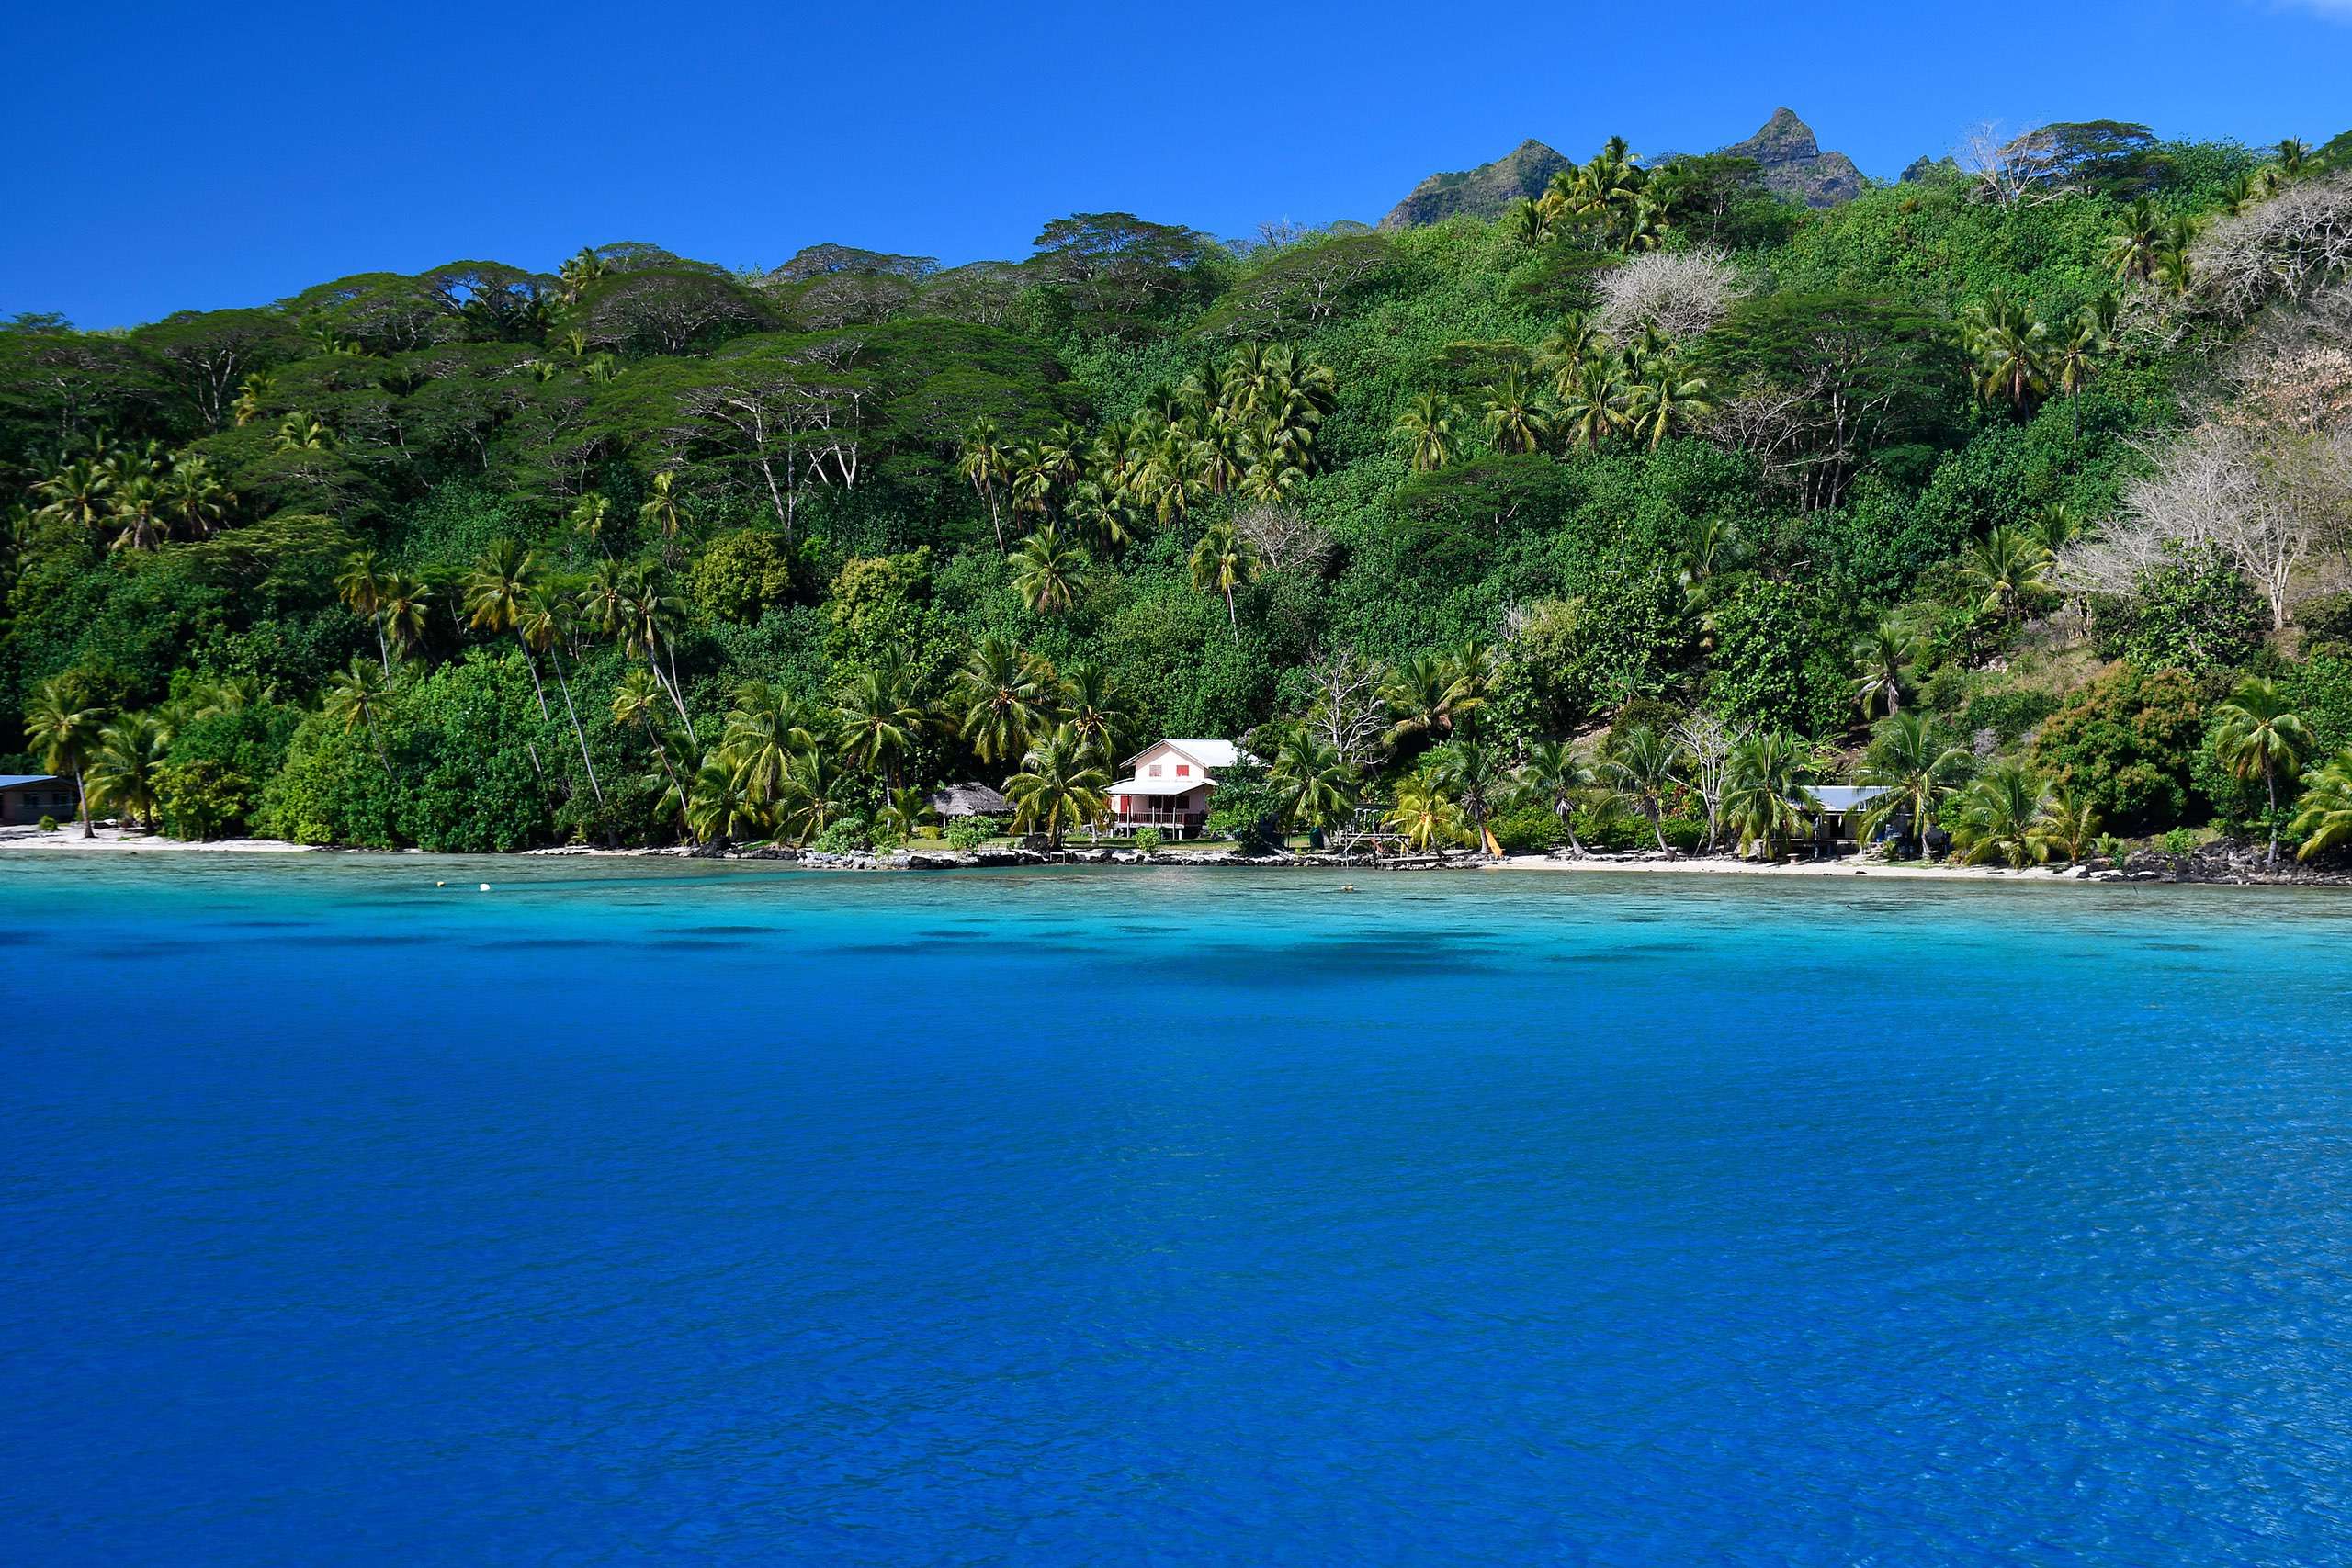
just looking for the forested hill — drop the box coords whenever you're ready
[6,119,2352,862]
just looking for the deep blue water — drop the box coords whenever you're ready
[6,856,2352,1563]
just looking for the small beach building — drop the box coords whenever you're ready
[1108,739,1242,839]
[929,782,1012,822]
[0,774,73,826]
[1802,784,1891,856]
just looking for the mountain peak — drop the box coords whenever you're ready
[1719,108,1860,208]
[1376,140,1570,231]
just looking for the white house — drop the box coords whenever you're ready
[1107,739,1242,838]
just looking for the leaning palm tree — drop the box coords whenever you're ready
[516,583,605,812]
[1857,710,1973,862]
[1603,726,1680,853]
[462,539,550,719]
[2211,677,2313,866]
[87,711,171,830]
[322,658,396,778]
[1011,525,1090,615]
[1003,725,1111,848]
[2290,748,2352,862]
[958,418,1015,554]
[1852,619,1918,719]
[1430,735,1507,858]
[1380,653,1453,751]
[1392,393,1459,473]
[1519,739,1594,857]
[954,636,1052,766]
[23,677,102,838]
[1188,519,1261,639]
[1950,762,2054,869]
[613,667,689,829]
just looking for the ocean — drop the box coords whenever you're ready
[6,855,2351,1563]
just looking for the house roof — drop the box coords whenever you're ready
[928,782,1012,817]
[0,775,59,790]
[1808,785,1890,812]
[1117,739,1242,771]
[1110,777,1212,796]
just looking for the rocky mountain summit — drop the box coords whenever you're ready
[1377,108,1860,229]
[1375,139,1570,231]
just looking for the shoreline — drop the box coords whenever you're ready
[5,826,2345,888]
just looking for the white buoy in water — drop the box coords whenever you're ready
[479,883,492,892]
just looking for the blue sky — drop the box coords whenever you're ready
[7,1,2350,328]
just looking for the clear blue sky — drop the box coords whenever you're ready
[7,0,2350,329]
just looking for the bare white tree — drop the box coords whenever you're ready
[1955,121,2037,208]
[1233,503,1330,572]
[1670,714,1740,852]
[1303,648,1390,772]
[2187,173,2352,325]
[1593,247,1744,345]
[2055,423,2352,629]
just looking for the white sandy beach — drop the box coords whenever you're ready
[0,825,318,853]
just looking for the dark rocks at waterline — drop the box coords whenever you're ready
[2109,841,2352,887]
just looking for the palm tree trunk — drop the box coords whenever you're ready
[516,637,550,721]
[547,646,605,810]
[1224,587,1238,640]
[1559,803,1584,858]
[75,765,92,840]
[375,615,392,676]
[368,720,393,781]
[2267,765,2279,867]
[1652,809,1668,855]
[658,636,696,743]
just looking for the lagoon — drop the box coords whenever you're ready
[6,858,2352,1563]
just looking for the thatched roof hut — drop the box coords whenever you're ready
[930,782,1012,818]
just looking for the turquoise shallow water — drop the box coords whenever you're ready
[5,856,2352,1563]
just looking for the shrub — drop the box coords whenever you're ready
[944,817,994,852]
[1131,826,1164,857]
[1489,805,1566,854]
[156,757,256,841]
[1204,763,1286,852]
[690,530,814,624]
[1661,816,1706,853]
[1962,688,2060,746]
[38,815,58,831]
[810,817,870,854]
[2159,826,2198,854]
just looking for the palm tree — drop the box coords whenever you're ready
[1852,619,1918,718]
[87,712,170,831]
[613,668,689,830]
[2290,748,2352,862]
[1960,526,2052,624]
[2154,219,2197,297]
[277,412,336,451]
[1011,525,1090,615]
[1950,762,2054,868]
[569,495,614,559]
[1003,725,1111,848]
[876,785,932,843]
[1392,393,1460,473]
[336,551,394,673]
[1057,661,1132,765]
[2104,197,2164,283]
[33,457,110,532]
[638,469,689,553]
[24,677,102,838]
[835,666,925,789]
[1857,711,1973,862]
[1622,358,1713,452]
[322,658,396,778]
[2211,678,2313,865]
[721,681,825,805]
[1554,358,1626,453]
[1189,520,1261,639]
[517,583,605,812]
[232,371,276,427]
[2052,301,2112,444]
[1480,369,1550,456]
[157,457,231,540]
[1519,739,1594,857]
[773,749,851,846]
[107,474,166,553]
[379,571,432,662]
[2041,786,2101,866]
[1269,728,1354,843]
[954,636,1052,765]
[463,539,551,720]
[1962,293,2050,411]
[1386,768,1467,852]
[1723,730,1812,860]
[681,750,767,850]
[1380,653,1453,750]
[1603,726,1680,853]
[1430,735,1506,858]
